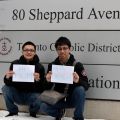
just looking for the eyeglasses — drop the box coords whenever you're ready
[57,47,69,51]
[23,49,35,52]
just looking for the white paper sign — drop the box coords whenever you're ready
[13,65,35,82]
[51,65,74,84]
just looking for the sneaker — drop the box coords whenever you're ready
[59,108,65,117]
[55,108,65,120]
[73,117,84,120]
[74,119,84,120]
[55,117,61,120]
[5,112,18,117]
[30,112,36,118]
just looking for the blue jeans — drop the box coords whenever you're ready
[2,85,41,114]
[40,86,85,120]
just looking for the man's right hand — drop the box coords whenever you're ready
[5,71,15,79]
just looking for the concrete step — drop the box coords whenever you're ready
[0,110,105,120]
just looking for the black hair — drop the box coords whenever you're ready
[22,41,36,51]
[55,36,71,49]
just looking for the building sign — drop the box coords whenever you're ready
[0,0,120,30]
[0,31,120,100]
[0,0,120,100]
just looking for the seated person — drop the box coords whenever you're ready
[2,41,45,117]
[41,37,89,120]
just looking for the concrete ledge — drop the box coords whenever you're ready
[0,110,106,120]
[0,94,74,116]
[0,94,119,120]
